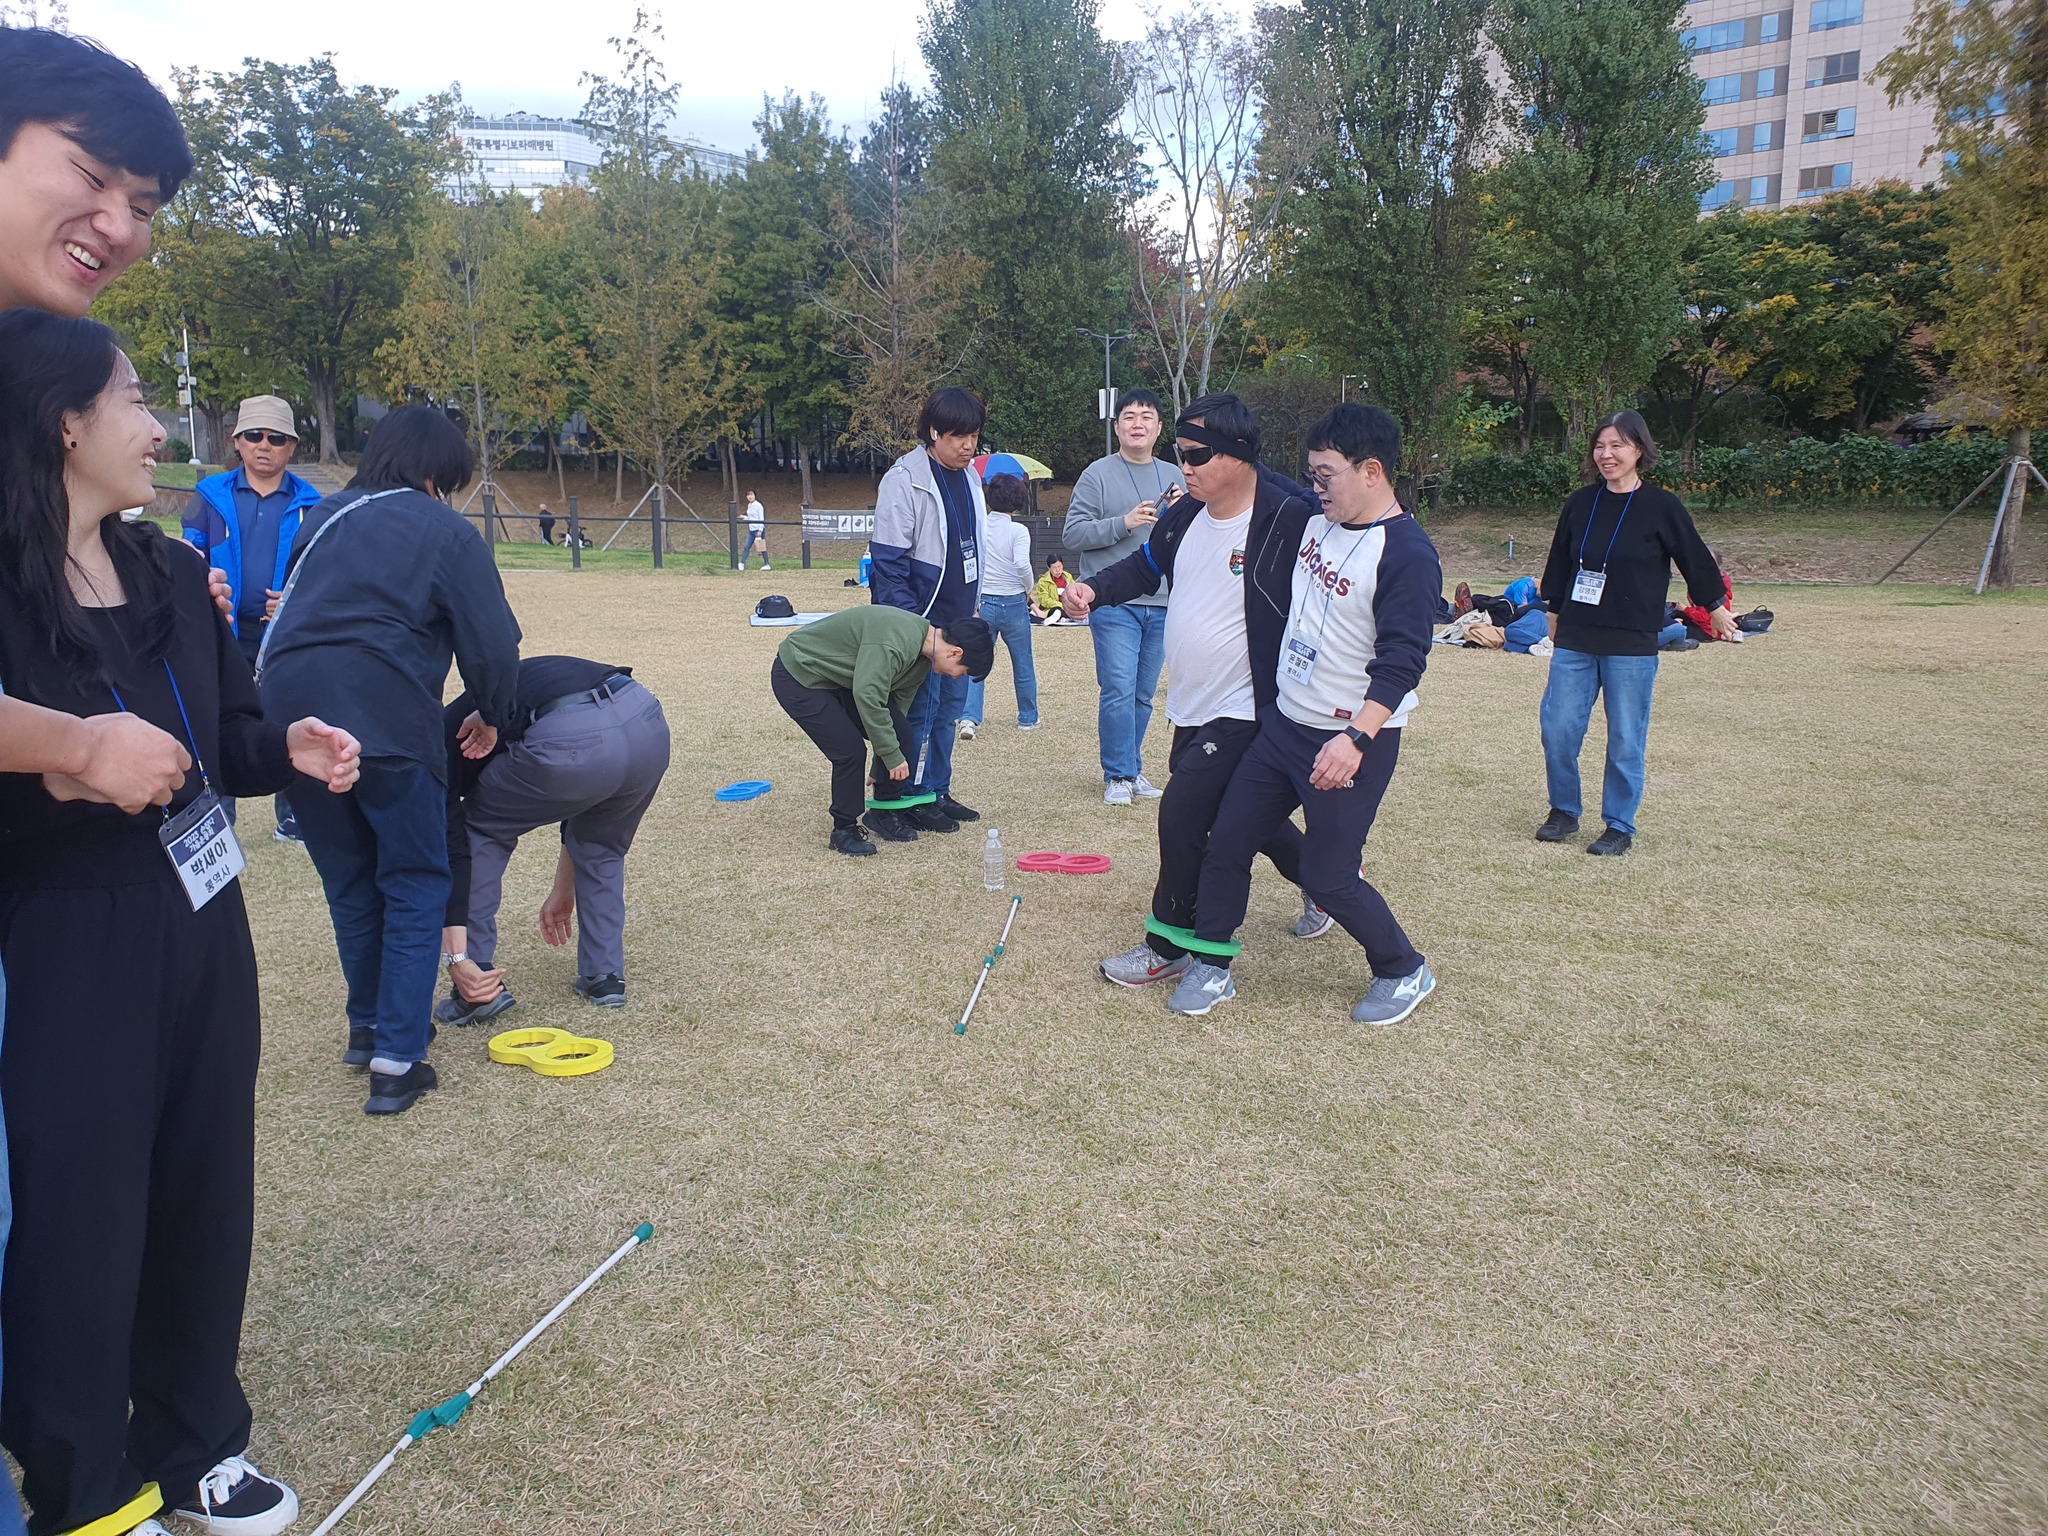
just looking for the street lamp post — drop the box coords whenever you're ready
[1077,328,1135,457]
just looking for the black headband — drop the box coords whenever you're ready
[1174,419,1260,464]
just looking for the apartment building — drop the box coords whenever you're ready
[1684,0,1942,212]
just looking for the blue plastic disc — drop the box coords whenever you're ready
[714,780,773,802]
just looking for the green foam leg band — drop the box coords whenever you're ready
[865,791,937,811]
[430,1391,472,1429]
[634,1221,655,1242]
[1145,916,1241,959]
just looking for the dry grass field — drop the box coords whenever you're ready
[231,562,2046,1535]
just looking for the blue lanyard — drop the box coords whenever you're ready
[1122,456,1169,510]
[930,459,974,540]
[1301,521,1377,645]
[1578,486,1636,573]
[108,659,210,790]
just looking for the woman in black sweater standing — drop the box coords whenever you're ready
[1536,410,1735,856]
[0,311,360,1536]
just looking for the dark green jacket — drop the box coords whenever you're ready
[777,607,932,769]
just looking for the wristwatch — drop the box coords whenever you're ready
[442,951,468,967]
[1342,726,1370,748]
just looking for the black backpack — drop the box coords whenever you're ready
[755,594,795,620]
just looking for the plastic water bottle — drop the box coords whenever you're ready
[982,827,1005,891]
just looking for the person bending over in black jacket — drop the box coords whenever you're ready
[1534,410,1734,857]
[259,405,522,1115]
[0,310,359,1536]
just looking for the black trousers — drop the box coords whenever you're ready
[1194,713,1423,979]
[1148,716,1304,959]
[0,879,258,1534]
[772,659,908,829]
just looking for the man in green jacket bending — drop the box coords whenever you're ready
[773,608,994,856]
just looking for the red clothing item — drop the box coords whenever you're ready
[1680,571,1734,633]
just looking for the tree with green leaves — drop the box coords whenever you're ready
[174,58,455,462]
[1258,0,1495,490]
[1881,0,2045,583]
[720,92,854,505]
[1801,184,1948,434]
[578,11,742,518]
[1492,0,1710,444]
[1464,190,1544,452]
[822,81,984,464]
[922,0,1140,471]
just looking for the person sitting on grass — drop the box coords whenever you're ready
[1034,554,1077,624]
[772,607,993,856]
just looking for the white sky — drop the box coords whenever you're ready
[63,0,1264,155]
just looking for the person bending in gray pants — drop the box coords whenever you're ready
[437,657,672,1020]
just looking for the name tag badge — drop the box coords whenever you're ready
[159,788,246,912]
[1282,637,1319,686]
[1571,568,1607,606]
[961,546,980,585]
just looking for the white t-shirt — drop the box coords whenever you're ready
[1162,506,1256,727]
[980,512,1034,597]
[1278,518,1420,731]
[745,498,765,528]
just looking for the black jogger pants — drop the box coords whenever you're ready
[1147,715,1305,959]
[772,658,909,828]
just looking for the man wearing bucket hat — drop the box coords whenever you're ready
[182,395,321,840]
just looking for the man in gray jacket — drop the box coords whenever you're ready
[1063,389,1177,806]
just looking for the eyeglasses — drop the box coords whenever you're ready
[1174,443,1219,467]
[237,430,295,447]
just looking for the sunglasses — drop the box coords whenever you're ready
[1174,443,1220,467]
[237,430,295,447]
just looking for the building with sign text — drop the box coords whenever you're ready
[454,111,743,196]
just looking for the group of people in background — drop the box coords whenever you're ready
[0,28,672,1536]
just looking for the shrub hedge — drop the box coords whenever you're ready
[1442,435,2010,510]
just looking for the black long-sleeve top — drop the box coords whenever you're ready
[259,487,522,781]
[440,656,626,927]
[0,543,293,892]
[1539,482,1726,656]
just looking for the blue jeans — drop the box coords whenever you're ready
[963,594,1039,727]
[1540,647,1660,836]
[1089,602,1166,782]
[290,758,449,1064]
[901,668,969,798]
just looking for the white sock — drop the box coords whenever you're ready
[370,1056,415,1076]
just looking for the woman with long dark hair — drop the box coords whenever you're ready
[257,405,521,1116]
[1535,409,1736,856]
[0,310,360,1536]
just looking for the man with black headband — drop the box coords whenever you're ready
[1061,393,1332,989]
[1171,404,1441,1026]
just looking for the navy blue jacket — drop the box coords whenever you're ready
[1084,466,1319,715]
[259,487,522,780]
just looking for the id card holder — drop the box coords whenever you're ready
[1282,637,1319,686]
[159,788,246,912]
[1571,568,1607,605]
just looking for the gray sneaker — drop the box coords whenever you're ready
[1104,778,1135,806]
[1292,896,1333,939]
[1132,774,1164,799]
[1100,941,1192,988]
[1167,959,1236,1016]
[1351,964,1436,1027]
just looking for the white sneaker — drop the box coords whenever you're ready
[958,720,977,740]
[1104,779,1134,806]
[1133,774,1163,799]
[172,1455,300,1535]
[134,1524,177,1535]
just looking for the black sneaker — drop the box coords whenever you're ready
[1535,809,1580,843]
[342,1027,375,1067]
[1587,828,1633,857]
[174,1453,300,1534]
[575,972,627,1007]
[830,825,878,857]
[863,808,919,842]
[1659,636,1700,652]
[933,794,979,823]
[365,1060,437,1116]
[432,989,516,1027]
[903,801,960,833]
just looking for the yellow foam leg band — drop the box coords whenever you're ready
[526,1036,615,1077]
[63,1484,162,1536]
[488,1026,614,1076]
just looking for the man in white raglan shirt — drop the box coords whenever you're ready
[1172,403,1443,1027]
[739,490,771,571]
